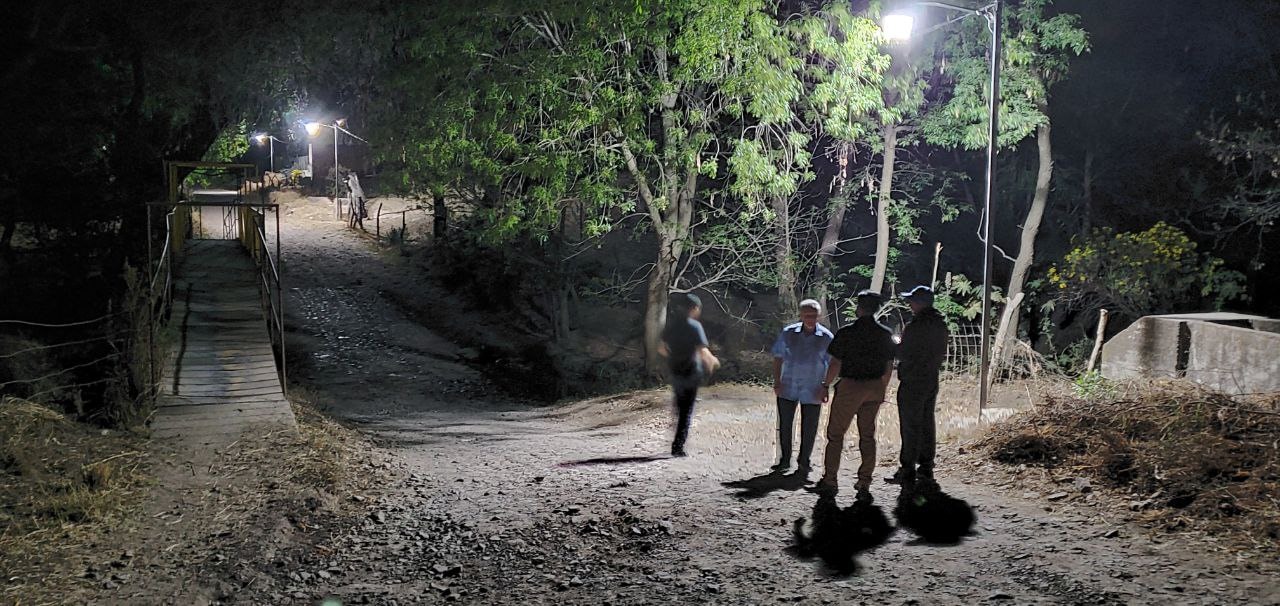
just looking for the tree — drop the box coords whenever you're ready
[1202,94,1280,267]
[924,0,1088,368]
[374,0,855,373]
[726,4,890,319]
[1047,222,1247,321]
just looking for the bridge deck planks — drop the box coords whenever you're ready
[153,238,295,442]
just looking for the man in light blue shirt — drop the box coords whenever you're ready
[769,299,834,473]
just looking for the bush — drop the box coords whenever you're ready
[1048,222,1248,319]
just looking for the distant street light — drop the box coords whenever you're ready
[252,133,284,173]
[302,120,369,210]
[884,0,1003,414]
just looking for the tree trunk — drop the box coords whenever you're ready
[816,197,848,328]
[773,195,798,319]
[643,230,676,375]
[992,117,1054,367]
[870,124,897,294]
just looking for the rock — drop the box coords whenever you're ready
[569,576,584,587]
[1074,478,1093,493]
[371,511,387,524]
[705,583,722,594]
[1047,492,1069,501]
[988,593,1015,600]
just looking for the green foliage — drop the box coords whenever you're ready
[1202,93,1280,265]
[932,272,1003,332]
[1072,370,1116,401]
[922,0,1089,150]
[1048,222,1249,318]
[202,121,251,163]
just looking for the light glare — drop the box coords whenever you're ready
[305,122,322,136]
[883,14,915,41]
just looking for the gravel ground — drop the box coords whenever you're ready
[39,196,1276,606]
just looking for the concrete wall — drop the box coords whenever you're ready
[1102,316,1280,394]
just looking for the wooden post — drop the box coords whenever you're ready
[931,242,943,290]
[376,203,383,237]
[1087,308,1110,373]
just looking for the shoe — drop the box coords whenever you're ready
[671,447,687,457]
[855,485,873,503]
[885,468,914,485]
[770,460,790,472]
[796,462,812,474]
[808,479,838,495]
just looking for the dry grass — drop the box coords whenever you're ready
[0,397,149,604]
[978,381,1280,551]
[0,397,147,537]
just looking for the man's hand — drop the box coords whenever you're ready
[814,384,829,404]
[773,382,784,397]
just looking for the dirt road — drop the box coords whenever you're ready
[238,197,1280,605]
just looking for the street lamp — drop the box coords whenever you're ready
[883,0,1003,413]
[252,133,284,173]
[303,120,369,200]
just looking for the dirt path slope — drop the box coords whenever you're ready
[237,197,1279,606]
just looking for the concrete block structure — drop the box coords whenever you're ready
[1101,312,1280,395]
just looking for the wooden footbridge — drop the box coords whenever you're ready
[146,162,294,443]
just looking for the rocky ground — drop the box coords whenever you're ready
[15,195,1278,605]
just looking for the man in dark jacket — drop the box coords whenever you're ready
[891,285,950,484]
[659,293,720,457]
[813,291,896,501]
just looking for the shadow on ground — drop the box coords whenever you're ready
[788,494,895,576]
[558,454,672,467]
[722,470,812,499]
[894,480,978,545]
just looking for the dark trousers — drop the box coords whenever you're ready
[897,377,939,479]
[776,398,820,466]
[671,374,700,453]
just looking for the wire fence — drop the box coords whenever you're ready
[944,322,983,376]
[0,313,127,415]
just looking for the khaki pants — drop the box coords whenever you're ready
[821,378,886,488]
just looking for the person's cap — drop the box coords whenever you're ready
[679,293,702,310]
[855,289,883,308]
[900,285,935,305]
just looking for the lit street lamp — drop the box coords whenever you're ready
[304,120,368,203]
[252,133,284,173]
[883,0,1003,413]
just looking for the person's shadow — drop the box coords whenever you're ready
[722,469,811,500]
[788,494,895,576]
[893,479,977,545]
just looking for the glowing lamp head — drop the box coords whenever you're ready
[253,134,268,144]
[305,122,322,137]
[883,13,915,41]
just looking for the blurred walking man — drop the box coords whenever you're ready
[813,291,896,502]
[659,293,719,457]
[889,286,949,485]
[769,299,834,473]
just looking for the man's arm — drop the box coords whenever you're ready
[816,358,841,404]
[697,344,720,373]
[773,357,784,396]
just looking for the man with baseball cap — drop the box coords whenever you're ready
[890,285,950,485]
[813,290,896,501]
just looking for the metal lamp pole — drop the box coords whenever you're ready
[253,134,284,173]
[883,0,1003,414]
[305,120,370,217]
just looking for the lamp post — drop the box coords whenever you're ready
[305,120,368,202]
[252,134,284,173]
[883,0,1002,414]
